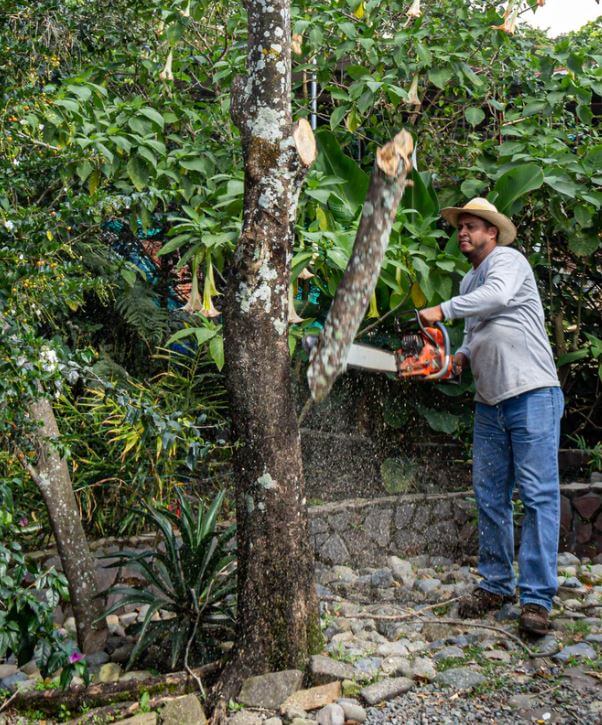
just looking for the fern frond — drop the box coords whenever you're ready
[115,281,169,346]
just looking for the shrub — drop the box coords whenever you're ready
[102,489,236,670]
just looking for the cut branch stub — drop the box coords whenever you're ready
[293,118,317,168]
[307,129,414,403]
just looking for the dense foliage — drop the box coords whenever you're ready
[0,0,600,546]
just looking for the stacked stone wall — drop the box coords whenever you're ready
[28,481,601,579]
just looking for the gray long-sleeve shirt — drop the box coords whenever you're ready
[440,246,560,405]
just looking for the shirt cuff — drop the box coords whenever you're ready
[440,300,454,320]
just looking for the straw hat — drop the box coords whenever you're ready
[440,197,517,246]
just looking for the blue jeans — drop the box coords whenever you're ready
[472,386,564,611]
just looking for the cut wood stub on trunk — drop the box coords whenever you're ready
[306,129,414,403]
[293,118,317,168]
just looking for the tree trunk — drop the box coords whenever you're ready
[215,0,320,704]
[18,397,108,654]
[307,131,414,402]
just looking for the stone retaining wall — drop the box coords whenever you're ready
[309,491,477,569]
[309,480,602,568]
[29,482,601,580]
[560,480,602,558]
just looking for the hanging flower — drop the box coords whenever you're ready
[182,255,203,313]
[492,1,521,35]
[297,267,315,280]
[367,292,379,319]
[406,0,421,20]
[200,257,221,318]
[354,1,365,20]
[407,75,421,106]
[288,285,304,324]
[159,50,174,81]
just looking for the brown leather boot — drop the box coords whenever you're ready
[519,604,550,637]
[458,587,514,618]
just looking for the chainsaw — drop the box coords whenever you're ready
[305,311,457,382]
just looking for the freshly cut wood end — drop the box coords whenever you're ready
[293,118,317,167]
[376,129,414,177]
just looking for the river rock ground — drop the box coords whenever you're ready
[1,552,600,723]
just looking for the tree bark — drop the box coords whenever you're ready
[307,131,414,402]
[17,397,108,654]
[215,0,320,706]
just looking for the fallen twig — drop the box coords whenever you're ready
[417,618,561,659]
[345,597,461,621]
[322,596,560,659]
[0,689,19,713]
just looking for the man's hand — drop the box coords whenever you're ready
[452,352,469,376]
[418,305,444,326]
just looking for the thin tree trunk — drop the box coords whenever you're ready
[307,131,414,402]
[214,0,320,706]
[17,397,108,654]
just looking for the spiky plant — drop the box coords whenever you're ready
[101,489,236,669]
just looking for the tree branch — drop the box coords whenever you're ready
[306,130,414,402]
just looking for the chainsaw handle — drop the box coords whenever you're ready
[415,310,438,349]
[422,321,451,381]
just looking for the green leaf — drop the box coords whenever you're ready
[138,146,157,169]
[543,175,579,199]
[315,129,369,211]
[460,178,485,198]
[401,170,438,220]
[523,101,547,116]
[139,107,165,130]
[459,63,483,88]
[179,157,211,173]
[416,404,460,434]
[428,68,452,90]
[584,332,602,358]
[209,335,224,370]
[568,233,599,257]
[464,107,485,127]
[88,169,100,195]
[127,156,150,191]
[166,327,216,346]
[76,160,93,183]
[557,348,590,366]
[66,84,92,101]
[574,205,593,228]
[340,22,356,38]
[491,164,544,214]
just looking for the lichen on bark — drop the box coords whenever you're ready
[212,0,320,710]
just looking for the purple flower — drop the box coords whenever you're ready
[18,517,29,527]
[68,651,83,664]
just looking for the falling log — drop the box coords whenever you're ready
[306,130,414,402]
[10,661,220,716]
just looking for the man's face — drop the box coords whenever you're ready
[457,213,497,259]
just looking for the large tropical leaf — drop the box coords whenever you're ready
[401,170,439,220]
[489,163,544,214]
[315,129,369,210]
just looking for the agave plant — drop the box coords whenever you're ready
[101,489,236,669]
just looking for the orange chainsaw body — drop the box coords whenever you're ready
[395,326,455,380]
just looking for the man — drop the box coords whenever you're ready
[419,198,563,638]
